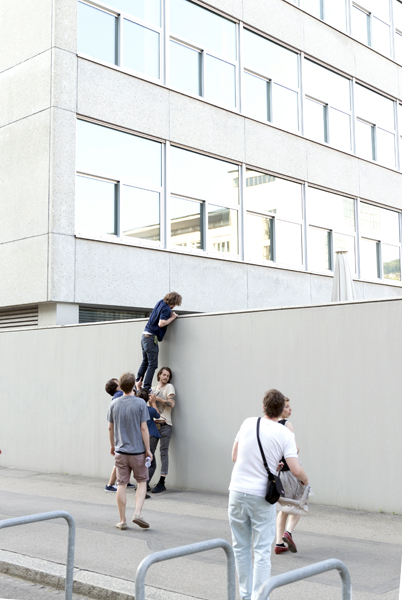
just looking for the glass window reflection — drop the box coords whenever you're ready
[333,233,356,274]
[245,214,273,262]
[376,129,395,168]
[276,221,303,266]
[205,55,236,107]
[170,0,236,60]
[308,227,331,271]
[304,98,326,143]
[355,120,374,161]
[371,17,390,56]
[272,84,299,132]
[355,85,394,132]
[304,60,350,112]
[299,0,321,18]
[110,0,160,27]
[208,205,238,254]
[360,238,380,279]
[243,73,269,121]
[325,0,347,31]
[78,3,117,64]
[77,121,162,188]
[245,171,302,221]
[170,41,201,95]
[243,29,299,89]
[171,147,239,206]
[121,186,160,241]
[395,31,402,64]
[171,197,203,249]
[360,203,399,243]
[351,6,369,45]
[308,188,355,233]
[382,244,401,280]
[76,175,116,235]
[123,20,159,78]
[329,109,351,151]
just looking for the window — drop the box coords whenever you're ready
[395,1,402,63]
[299,0,347,31]
[351,0,391,57]
[359,202,401,280]
[76,120,162,242]
[244,172,303,266]
[78,0,161,79]
[307,188,356,273]
[354,85,396,168]
[242,29,299,132]
[170,147,239,254]
[303,60,351,151]
[169,0,237,107]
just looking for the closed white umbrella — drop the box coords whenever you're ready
[331,250,356,302]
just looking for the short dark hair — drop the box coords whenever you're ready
[263,389,285,418]
[119,372,135,394]
[105,378,119,396]
[163,292,182,307]
[157,367,172,382]
[136,387,149,402]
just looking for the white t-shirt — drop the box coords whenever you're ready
[229,417,298,498]
[152,382,175,426]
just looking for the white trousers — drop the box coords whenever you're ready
[228,491,276,600]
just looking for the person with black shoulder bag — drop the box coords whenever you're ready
[228,389,308,600]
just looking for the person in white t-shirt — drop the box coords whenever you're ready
[148,367,175,493]
[228,389,309,600]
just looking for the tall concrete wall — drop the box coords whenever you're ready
[1,297,401,513]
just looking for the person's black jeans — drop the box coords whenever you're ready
[137,335,159,390]
[148,435,159,484]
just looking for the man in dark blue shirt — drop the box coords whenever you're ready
[136,292,182,391]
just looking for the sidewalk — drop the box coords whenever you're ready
[0,467,400,600]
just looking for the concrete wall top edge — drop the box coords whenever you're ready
[2,295,402,335]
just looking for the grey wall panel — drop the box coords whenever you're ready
[243,0,304,53]
[169,93,246,164]
[52,49,77,113]
[74,239,170,308]
[49,234,76,303]
[1,298,402,512]
[0,0,52,73]
[0,51,51,128]
[53,0,78,55]
[306,143,360,197]
[362,281,402,299]
[353,43,399,100]
[358,160,402,208]
[169,252,248,312]
[0,110,50,244]
[247,265,311,308]
[245,119,308,180]
[77,60,171,141]
[0,236,49,306]
[49,108,77,235]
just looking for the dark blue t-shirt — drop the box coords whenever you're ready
[112,390,123,400]
[145,300,172,342]
[147,406,161,438]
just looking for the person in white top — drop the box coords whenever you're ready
[149,367,176,493]
[228,389,308,600]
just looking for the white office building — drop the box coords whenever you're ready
[2,0,402,327]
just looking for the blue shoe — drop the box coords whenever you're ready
[105,485,117,493]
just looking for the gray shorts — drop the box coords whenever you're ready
[115,453,148,484]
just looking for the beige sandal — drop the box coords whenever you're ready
[115,522,127,530]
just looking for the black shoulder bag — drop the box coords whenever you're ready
[256,417,285,505]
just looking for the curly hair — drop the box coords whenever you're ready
[263,389,285,418]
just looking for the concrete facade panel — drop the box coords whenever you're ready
[203,0,242,20]
[0,236,48,306]
[169,93,245,163]
[77,60,170,140]
[74,239,170,308]
[0,51,51,128]
[53,0,78,54]
[243,0,304,51]
[0,110,50,244]
[0,0,52,73]
[49,108,76,235]
[358,160,402,208]
[168,253,247,312]
[353,44,399,99]
[49,234,76,302]
[309,273,334,305]
[245,120,308,180]
[306,143,360,196]
[246,265,311,308]
[52,49,77,113]
[362,281,402,299]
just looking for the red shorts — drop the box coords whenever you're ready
[115,453,148,485]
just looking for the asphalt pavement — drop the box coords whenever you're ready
[0,467,401,600]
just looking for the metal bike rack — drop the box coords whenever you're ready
[0,511,76,600]
[255,558,352,600]
[135,538,236,600]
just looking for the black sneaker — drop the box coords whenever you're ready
[105,485,117,492]
[152,482,166,493]
[127,482,136,489]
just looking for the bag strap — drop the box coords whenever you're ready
[256,417,275,478]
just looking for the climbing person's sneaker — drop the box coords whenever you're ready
[152,482,166,493]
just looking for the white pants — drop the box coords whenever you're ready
[228,491,276,600]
